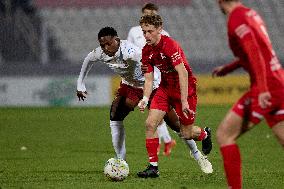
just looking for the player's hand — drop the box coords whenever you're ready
[77,90,87,101]
[212,65,226,77]
[181,100,195,119]
[258,91,272,109]
[138,96,149,112]
[141,64,148,74]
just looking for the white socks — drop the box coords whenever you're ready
[110,120,126,160]
[157,120,172,143]
[186,139,201,160]
[178,133,201,160]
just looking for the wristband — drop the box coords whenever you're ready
[142,96,149,105]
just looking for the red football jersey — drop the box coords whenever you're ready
[142,35,196,95]
[228,5,284,93]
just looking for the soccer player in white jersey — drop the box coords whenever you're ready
[77,27,175,161]
[127,3,213,173]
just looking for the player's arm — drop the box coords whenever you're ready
[237,24,271,108]
[138,47,154,112]
[212,58,242,77]
[174,63,193,118]
[76,51,95,101]
[175,63,188,104]
[138,71,154,112]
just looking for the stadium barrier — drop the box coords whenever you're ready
[0,76,111,106]
[0,74,249,106]
[111,74,249,105]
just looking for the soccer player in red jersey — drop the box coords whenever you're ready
[137,14,213,178]
[213,0,284,188]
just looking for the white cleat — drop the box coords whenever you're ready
[197,153,213,174]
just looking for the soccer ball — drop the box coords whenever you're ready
[104,158,129,181]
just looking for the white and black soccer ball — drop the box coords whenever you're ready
[104,158,129,181]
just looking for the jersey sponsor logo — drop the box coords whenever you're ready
[149,53,153,60]
[235,24,251,38]
[171,52,181,62]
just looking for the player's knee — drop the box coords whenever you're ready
[216,124,231,145]
[180,127,194,140]
[110,111,125,121]
[145,118,157,132]
[110,105,132,121]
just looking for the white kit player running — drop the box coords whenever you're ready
[127,3,213,173]
[77,27,173,161]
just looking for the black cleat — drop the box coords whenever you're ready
[202,127,212,155]
[137,164,160,178]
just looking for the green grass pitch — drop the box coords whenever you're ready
[0,106,283,189]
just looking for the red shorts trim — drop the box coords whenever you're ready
[116,83,143,102]
[232,90,284,128]
[150,87,197,125]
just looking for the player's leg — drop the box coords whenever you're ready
[109,84,141,160]
[138,87,173,178]
[150,89,176,156]
[173,95,213,155]
[137,108,166,178]
[164,109,213,173]
[217,109,255,189]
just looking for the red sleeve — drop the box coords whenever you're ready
[235,24,268,92]
[221,59,242,75]
[232,15,268,92]
[164,38,183,67]
[142,47,154,73]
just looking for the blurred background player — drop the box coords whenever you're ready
[213,0,284,188]
[128,2,213,172]
[137,14,213,178]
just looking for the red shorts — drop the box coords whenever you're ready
[232,90,284,128]
[150,87,197,125]
[116,83,143,102]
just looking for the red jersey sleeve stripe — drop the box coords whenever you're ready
[235,24,251,39]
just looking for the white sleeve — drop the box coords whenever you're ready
[162,29,170,37]
[77,51,96,92]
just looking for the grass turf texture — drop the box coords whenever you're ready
[0,106,283,189]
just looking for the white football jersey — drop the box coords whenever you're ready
[127,26,170,49]
[77,40,160,92]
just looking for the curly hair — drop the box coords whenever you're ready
[98,27,118,39]
[139,14,163,28]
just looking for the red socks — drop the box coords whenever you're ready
[146,138,159,164]
[197,128,207,141]
[221,144,242,189]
